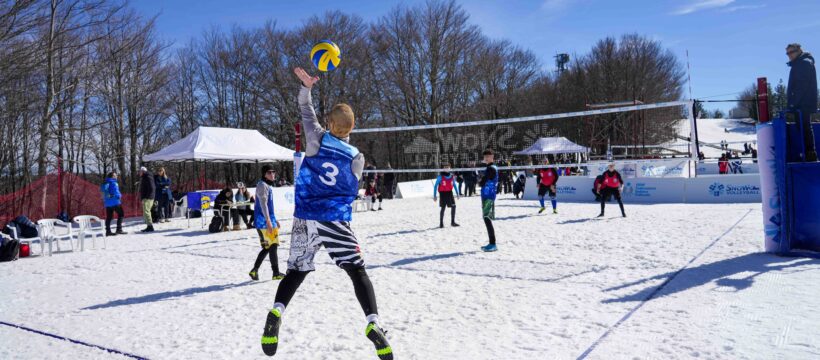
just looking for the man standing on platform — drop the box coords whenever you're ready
[786,43,818,161]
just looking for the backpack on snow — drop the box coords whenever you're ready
[0,239,20,262]
[208,215,223,233]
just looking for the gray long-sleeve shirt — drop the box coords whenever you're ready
[298,86,365,180]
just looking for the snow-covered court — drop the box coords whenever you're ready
[2,195,820,360]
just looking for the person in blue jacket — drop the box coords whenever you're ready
[101,172,124,236]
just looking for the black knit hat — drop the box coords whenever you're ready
[260,164,276,176]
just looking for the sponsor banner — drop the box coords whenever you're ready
[696,161,759,175]
[588,159,690,179]
[396,179,436,199]
[620,178,686,203]
[683,174,761,203]
[523,177,594,202]
[524,175,760,204]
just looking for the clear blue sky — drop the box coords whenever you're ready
[131,0,820,113]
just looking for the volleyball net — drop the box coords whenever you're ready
[350,100,695,175]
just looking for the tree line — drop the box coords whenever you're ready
[0,0,686,195]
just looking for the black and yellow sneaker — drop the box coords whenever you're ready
[261,308,282,356]
[249,270,259,281]
[365,322,393,360]
[272,273,285,281]
[538,207,546,214]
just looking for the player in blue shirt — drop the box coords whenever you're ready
[479,149,499,252]
[260,68,392,360]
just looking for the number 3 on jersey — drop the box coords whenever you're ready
[319,162,339,186]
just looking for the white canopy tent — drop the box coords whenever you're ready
[143,127,294,163]
[513,137,589,156]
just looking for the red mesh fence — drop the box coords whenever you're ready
[0,172,226,224]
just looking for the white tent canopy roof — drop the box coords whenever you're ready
[143,127,294,163]
[513,137,589,155]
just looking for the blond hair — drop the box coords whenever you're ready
[328,103,355,138]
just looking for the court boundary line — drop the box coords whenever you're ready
[576,209,754,360]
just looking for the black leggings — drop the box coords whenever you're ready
[484,217,496,245]
[600,188,625,216]
[105,205,124,232]
[440,206,456,225]
[253,229,280,274]
[274,267,379,316]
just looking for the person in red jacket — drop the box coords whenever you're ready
[433,162,461,228]
[536,158,560,214]
[597,163,626,218]
[718,154,729,175]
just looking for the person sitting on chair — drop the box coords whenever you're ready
[215,187,241,231]
[234,182,255,229]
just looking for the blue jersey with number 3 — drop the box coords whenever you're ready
[295,133,360,221]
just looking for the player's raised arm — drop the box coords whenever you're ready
[295,67,324,156]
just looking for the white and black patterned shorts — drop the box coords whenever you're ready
[287,217,365,272]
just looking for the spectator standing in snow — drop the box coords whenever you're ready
[154,167,173,223]
[138,166,156,232]
[101,172,125,236]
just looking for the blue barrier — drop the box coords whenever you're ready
[758,113,820,254]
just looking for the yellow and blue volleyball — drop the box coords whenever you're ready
[310,40,341,72]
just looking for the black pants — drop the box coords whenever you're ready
[370,194,383,208]
[484,217,496,245]
[237,208,254,227]
[600,188,625,216]
[274,267,379,316]
[219,209,240,227]
[438,191,456,225]
[798,107,818,161]
[157,196,170,220]
[105,205,124,233]
[466,181,476,196]
[253,229,280,275]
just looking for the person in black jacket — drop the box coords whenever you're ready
[786,43,818,161]
[215,187,241,232]
[382,164,396,200]
[138,166,156,232]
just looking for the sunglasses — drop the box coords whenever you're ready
[787,50,799,55]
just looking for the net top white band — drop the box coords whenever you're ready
[351,101,690,134]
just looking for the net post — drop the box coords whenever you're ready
[756,77,770,123]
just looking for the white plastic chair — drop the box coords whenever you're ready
[72,215,106,250]
[37,219,74,256]
[6,224,47,257]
